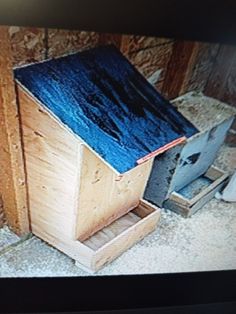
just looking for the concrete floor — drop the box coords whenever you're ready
[0,144,235,277]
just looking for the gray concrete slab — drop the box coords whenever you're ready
[0,195,235,277]
[0,236,88,277]
[0,226,20,251]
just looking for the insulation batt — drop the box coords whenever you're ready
[14,45,198,173]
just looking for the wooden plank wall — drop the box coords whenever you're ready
[9,28,235,135]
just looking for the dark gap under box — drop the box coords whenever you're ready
[14,45,198,271]
[144,91,235,216]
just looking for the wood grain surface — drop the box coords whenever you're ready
[0,26,29,235]
[17,85,80,240]
[48,28,99,58]
[162,41,200,99]
[205,45,236,107]
[9,26,46,66]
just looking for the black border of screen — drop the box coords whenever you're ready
[0,1,236,313]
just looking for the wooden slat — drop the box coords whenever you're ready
[162,41,200,99]
[0,26,29,235]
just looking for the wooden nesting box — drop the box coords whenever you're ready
[144,92,236,212]
[14,45,198,271]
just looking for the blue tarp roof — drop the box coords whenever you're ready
[15,45,198,173]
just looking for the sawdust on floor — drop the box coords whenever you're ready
[0,143,235,277]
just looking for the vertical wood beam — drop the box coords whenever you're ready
[162,41,200,99]
[204,44,236,145]
[0,26,29,235]
[204,45,236,104]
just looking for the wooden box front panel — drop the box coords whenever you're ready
[75,145,153,241]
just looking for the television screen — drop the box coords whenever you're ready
[1,2,236,313]
[0,23,236,278]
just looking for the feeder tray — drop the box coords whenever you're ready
[163,166,229,217]
[76,199,160,272]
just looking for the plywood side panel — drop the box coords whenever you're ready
[17,86,80,239]
[0,26,29,235]
[75,145,153,241]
